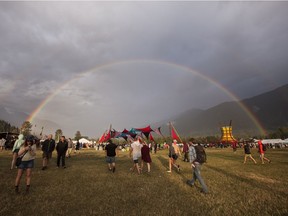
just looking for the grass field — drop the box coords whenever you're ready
[0,147,287,216]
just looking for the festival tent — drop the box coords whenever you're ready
[79,138,92,144]
[261,139,283,144]
[253,139,288,147]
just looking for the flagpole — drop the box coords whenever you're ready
[171,122,183,143]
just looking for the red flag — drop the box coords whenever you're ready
[170,122,182,143]
[149,133,155,142]
[98,131,107,143]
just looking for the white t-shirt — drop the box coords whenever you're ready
[131,141,142,160]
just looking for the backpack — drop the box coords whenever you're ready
[194,145,207,164]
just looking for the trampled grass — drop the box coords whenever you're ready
[0,148,287,216]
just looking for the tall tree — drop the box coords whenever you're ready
[21,121,32,136]
[75,131,82,141]
[55,129,63,143]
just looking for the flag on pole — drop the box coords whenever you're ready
[154,127,165,138]
[149,133,155,142]
[98,130,107,143]
[170,122,182,143]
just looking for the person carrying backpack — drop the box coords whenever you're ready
[186,143,208,194]
[258,140,271,164]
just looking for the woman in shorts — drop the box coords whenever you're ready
[11,134,25,169]
[15,137,36,194]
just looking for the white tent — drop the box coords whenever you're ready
[79,138,92,144]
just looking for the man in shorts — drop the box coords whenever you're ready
[243,141,257,164]
[41,134,55,170]
[129,137,143,174]
[105,139,118,172]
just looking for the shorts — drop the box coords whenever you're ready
[106,156,116,163]
[169,154,178,160]
[13,149,20,154]
[43,152,52,159]
[133,159,139,164]
[18,160,34,169]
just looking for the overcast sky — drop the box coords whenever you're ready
[1,1,288,137]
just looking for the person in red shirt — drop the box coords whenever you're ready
[258,140,271,164]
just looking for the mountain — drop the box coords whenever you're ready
[0,106,61,136]
[154,84,288,137]
[0,106,28,127]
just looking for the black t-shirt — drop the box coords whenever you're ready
[105,143,117,157]
[244,144,251,154]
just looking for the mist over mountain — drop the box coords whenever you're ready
[153,84,288,137]
[1,84,288,138]
[0,106,61,136]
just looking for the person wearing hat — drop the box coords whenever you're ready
[14,136,36,194]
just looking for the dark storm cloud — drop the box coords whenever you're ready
[0,1,288,137]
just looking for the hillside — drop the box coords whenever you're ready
[154,84,288,137]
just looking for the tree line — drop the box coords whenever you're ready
[1,119,287,143]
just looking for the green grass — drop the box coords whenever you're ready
[0,148,287,216]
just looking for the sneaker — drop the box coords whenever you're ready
[167,170,171,173]
[200,190,208,194]
[186,180,194,187]
[15,187,20,194]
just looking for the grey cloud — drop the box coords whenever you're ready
[0,1,288,137]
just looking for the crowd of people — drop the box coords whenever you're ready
[10,134,275,195]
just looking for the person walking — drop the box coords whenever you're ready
[258,140,271,164]
[182,142,189,162]
[66,138,73,158]
[186,143,208,194]
[141,141,152,173]
[14,136,36,194]
[167,139,181,173]
[41,134,55,170]
[56,136,68,168]
[129,137,143,174]
[105,139,118,172]
[243,141,257,164]
[153,142,158,154]
[0,138,6,151]
[11,134,25,169]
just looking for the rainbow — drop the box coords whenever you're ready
[26,59,266,135]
